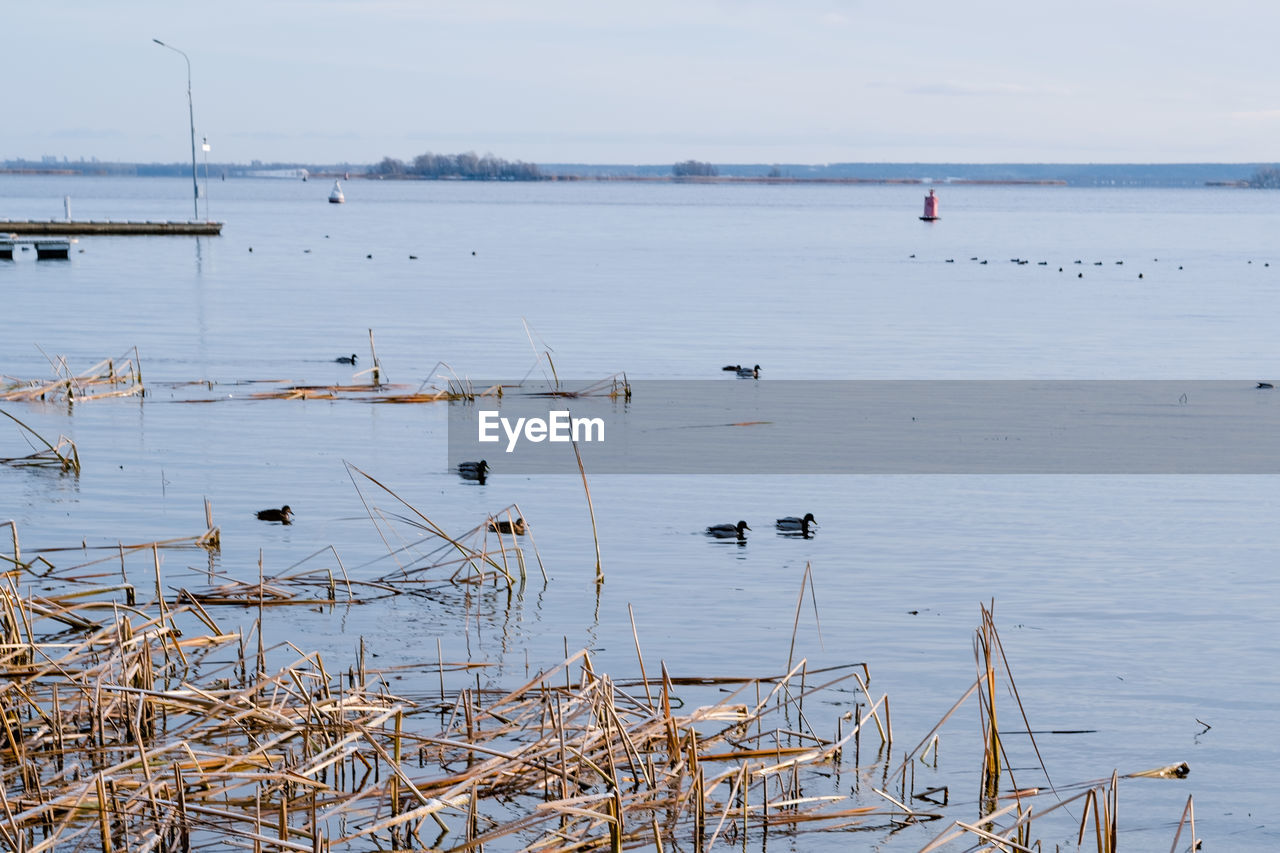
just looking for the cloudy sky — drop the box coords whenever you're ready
[5,0,1278,165]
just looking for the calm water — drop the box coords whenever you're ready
[3,175,1279,849]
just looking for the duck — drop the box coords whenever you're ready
[722,364,742,372]
[706,520,750,540]
[458,460,489,483]
[488,517,526,535]
[335,354,357,364]
[736,364,760,379]
[776,513,817,534]
[256,505,293,524]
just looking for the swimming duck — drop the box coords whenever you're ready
[706,520,750,540]
[488,517,526,535]
[776,513,817,534]
[335,354,357,364]
[737,364,760,379]
[256,505,293,524]
[458,460,489,483]
[722,364,742,372]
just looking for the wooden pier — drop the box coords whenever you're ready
[1,236,73,259]
[0,220,222,235]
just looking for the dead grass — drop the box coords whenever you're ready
[0,348,143,403]
[0,409,80,473]
[0,513,1200,852]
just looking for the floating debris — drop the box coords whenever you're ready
[0,409,80,472]
[0,348,144,403]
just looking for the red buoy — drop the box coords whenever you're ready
[920,188,940,221]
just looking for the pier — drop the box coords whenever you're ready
[0,236,73,259]
[0,220,222,235]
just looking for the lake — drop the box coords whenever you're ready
[2,174,1278,850]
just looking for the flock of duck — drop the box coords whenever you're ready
[262,342,1280,534]
[447,363,778,541]
[259,360,776,534]
[916,253,1272,280]
[451,460,814,542]
[706,513,816,541]
[254,499,526,536]
[261,348,1273,529]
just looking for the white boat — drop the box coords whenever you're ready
[328,181,345,204]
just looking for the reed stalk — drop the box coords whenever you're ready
[0,541,1195,852]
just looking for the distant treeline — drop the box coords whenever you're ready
[373,152,543,180]
[672,160,718,177]
[1248,166,1280,188]
[6,158,1280,187]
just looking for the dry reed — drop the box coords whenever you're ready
[0,348,144,403]
[1,529,902,851]
[0,409,80,473]
[1,517,1201,852]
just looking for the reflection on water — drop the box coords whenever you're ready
[2,176,1279,848]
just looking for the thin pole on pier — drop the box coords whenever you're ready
[153,38,200,221]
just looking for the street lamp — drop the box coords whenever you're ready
[202,138,211,222]
[152,38,200,221]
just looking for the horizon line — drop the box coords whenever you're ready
[2,157,1277,168]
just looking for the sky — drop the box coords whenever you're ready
[5,0,1279,166]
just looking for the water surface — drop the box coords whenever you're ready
[2,175,1278,849]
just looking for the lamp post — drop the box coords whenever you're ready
[202,138,211,221]
[153,38,199,221]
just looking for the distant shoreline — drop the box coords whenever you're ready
[0,169,1064,186]
[1,161,1271,187]
[485,175,1069,186]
